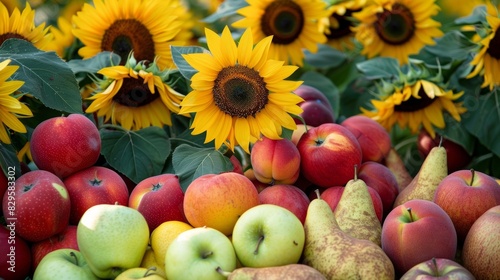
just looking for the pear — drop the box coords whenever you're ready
[334,166,382,246]
[218,264,327,280]
[302,191,395,280]
[393,145,447,208]
[383,148,413,192]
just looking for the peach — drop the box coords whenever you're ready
[258,184,310,224]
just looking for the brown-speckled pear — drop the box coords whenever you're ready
[221,264,327,280]
[334,167,382,246]
[393,146,447,208]
[383,148,413,192]
[302,191,395,280]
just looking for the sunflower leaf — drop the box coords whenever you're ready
[423,31,477,61]
[304,44,347,69]
[171,46,207,80]
[172,144,234,191]
[356,57,400,80]
[0,143,21,178]
[0,38,82,114]
[202,0,248,23]
[67,51,121,75]
[100,126,171,183]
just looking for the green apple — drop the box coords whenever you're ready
[77,204,150,279]
[115,267,165,280]
[231,204,305,267]
[165,227,236,280]
[33,248,100,280]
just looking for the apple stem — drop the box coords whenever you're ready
[431,258,440,276]
[438,135,443,147]
[254,235,265,255]
[69,251,78,266]
[407,207,414,222]
[216,266,232,277]
[469,169,475,186]
[202,251,213,259]
[144,267,157,277]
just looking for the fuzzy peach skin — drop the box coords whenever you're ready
[183,172,260,236]
[381,199,457,277]
[250,137,301,185]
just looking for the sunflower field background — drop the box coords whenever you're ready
[1,0,500,191]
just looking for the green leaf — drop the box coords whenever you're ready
[172,144,233,191]
[171,46,208,80]
[100,126,171,183]
[356,57,400,80]
[299,71,340,120]
[202,0,247,23]
[304,44,347,69]
[0,39,82,113]
[0,143,21,178]
[423,31,477,61]
[434,113,476,155]
[454,5,487,25]
[67,51,121,75]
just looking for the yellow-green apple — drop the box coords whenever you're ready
[433,169,500,244]
[165,227,237,280]
[77,204,150,279]
[340,115,392,163]
[30,114,101,178]
[294,84,335,127]
[0,226,32,280]
[321,185,384,222]
[129,173,187,232]
[250,137,301,185]
[231,204,305,268]
[183,172,260,235]
[358,161,399,218]
[297,123,362,187]
[417,130,472,173]
[400,258,475,280]
[258,184,310,224]
[2,170,71,242]
[33,249,100,280]
[115,267,165,280]
[462,205,500,280]
[381,199,457,277]
[31,225,79,271]
[291,124,313,146]
[140,247,166,278]
[63,166,129,225]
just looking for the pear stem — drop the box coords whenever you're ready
[216,266,232,277]
[407,207,414,222]
[254,235,265,255]
[144,267,157,277]
[353,164,358,181]
[469,169,475,186]
[314,189,321,200]
[438,135,443,147]
[69,251,78,266]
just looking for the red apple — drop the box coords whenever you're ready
[31,225,79,271]
[381,199,457,277]
[258,184,310,224]
[294,84,335,127]
[128,173,187,232]
[321,185,384,222]
[229,155,243,175]
[63,166,129,225]
[30,114,101,178]
[433,169,500,243]
[341,115,392,163]
[462,205,500,280]
[2,170,71,242]
[400,258,475,280]
[417,129,472,173]
[0,226,32,280]
[297,123,362,188]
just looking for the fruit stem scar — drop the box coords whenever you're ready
[202,251,213,259]
[254,235,265,255]
[23,184,34,192]
[70,251,79,266]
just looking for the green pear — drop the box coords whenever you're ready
[218,264,327,280]
[302,191,395,280]
[334,167,382,246]
[393,145,447,208]
[383,148,413,192]
[77,204,150,279]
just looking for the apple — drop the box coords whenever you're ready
[381,199,457,277]
[231,204,305,268]
[116,267,165,280]
[0,226,32,280]
[417,129,472,172]
[400,258,475,280]
[293,84,335,127]
[433,169,500,243]
[341,115,392,163]
[258,184,310,224]
[165,227,237,280]
[77,204,150,279]
[228,155,244,174]
[321,185,384,222]
[63,166,129,225]
[31,225,79,271]
[462,205,500,280]
[250,137,301,185]
[2,170,71,242]
[183,172,260,236]
[140,246,166,278]
[33,248,100,280]
[297,123,362,188]
[30,114,101,178]
[129,173,187,232]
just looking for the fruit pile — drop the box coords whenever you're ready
[1,95,499,280]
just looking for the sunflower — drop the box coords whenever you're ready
[45,17,75,59]
[72,0,191,69]
[179,26,304,153]
[361,79,466,138]
[438,0,486,18]
[0,59,33,144]
[352,0,443,65]
[0,2,52,50]
[85,56,185,131]
[232,0,328,66]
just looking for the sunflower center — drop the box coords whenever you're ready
[487,28,500,59]
[374,3,415,45]
[213,65,268,118]
[112,77,158,107]
[261,0,304,45]
[327,10,357,40]
[394,87,436,112]
[102,19,155,64]
[0,33,27,45]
